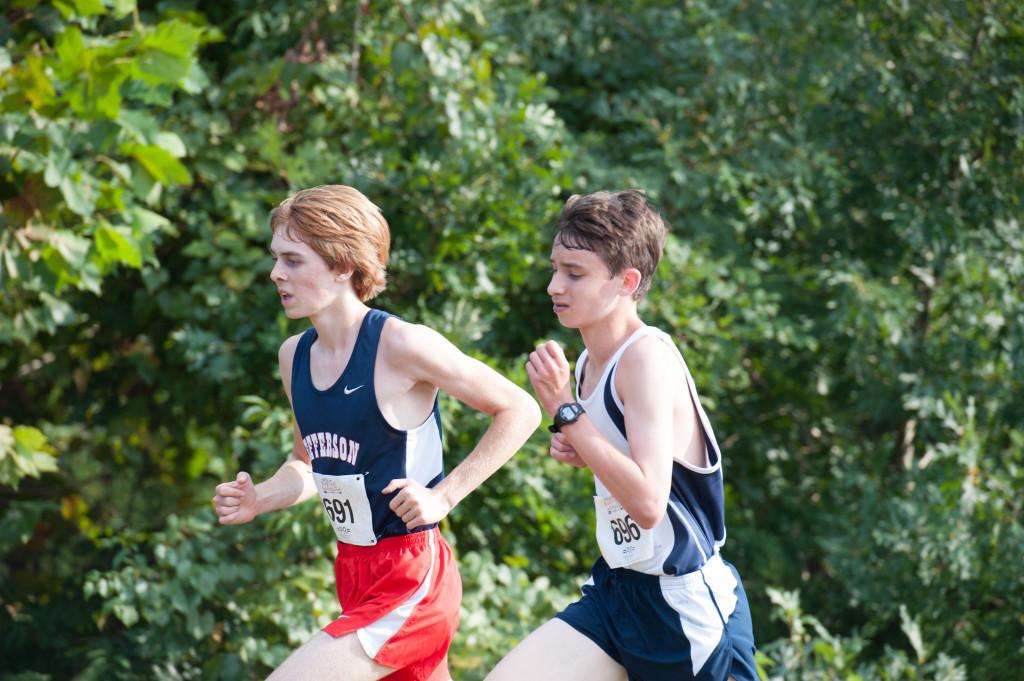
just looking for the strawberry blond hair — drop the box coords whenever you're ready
[270,185,390,301]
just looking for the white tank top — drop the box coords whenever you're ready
[575,325,728,576]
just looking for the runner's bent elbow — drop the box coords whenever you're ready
[632,503,666,530]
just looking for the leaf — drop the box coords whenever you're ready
[60,173,98,216]
[122,142,192,185]
[112,603,139,627]
[65,64,129,120]
[133,48,191,85]
[2,247,19,281]
[73,0,106,16]
[18,54,57,109]
[12,425,50,453]
[128,206,174,235]
[110,0,136,19]
[38,291,76,326]
[52,0,77,19]
[54,26,86,75]
[900,604,927,664]
[28,450,60,476]
[49,229,92,269]
[154,131,187,158]
[43,148,74,188]
[142,19,203,59]
[181,61,210,95]
[0,425,57,489]
[95,223,143,268]
[118,109,161,143]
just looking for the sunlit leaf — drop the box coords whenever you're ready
[73,0,106,17]
[95,223,143,268]
[122,142,192,185]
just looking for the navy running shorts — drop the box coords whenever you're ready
[556,553,757,681]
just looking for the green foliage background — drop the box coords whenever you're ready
[2,1,1021,679]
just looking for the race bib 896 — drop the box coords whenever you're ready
[594,495,654,568]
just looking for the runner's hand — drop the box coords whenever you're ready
[525,340,573,416]
[550,432,587,468]
[384,478,452,530]
[213,471,259,525]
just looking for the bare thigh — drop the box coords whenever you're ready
[484,618,627,681]
[266,630,395,681]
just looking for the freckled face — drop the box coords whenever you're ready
[547,241,621,329]
[268,231,343,319]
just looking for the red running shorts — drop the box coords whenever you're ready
[324,528,462,681]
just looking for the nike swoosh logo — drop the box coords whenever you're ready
[343,385,364,395]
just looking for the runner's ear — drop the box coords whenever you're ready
[620,268,642,297]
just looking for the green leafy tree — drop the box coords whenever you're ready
[3,0,1022,679]
[495,0,1024,676]
[3,1,573,678]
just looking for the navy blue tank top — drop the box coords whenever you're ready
[290,309,445,541]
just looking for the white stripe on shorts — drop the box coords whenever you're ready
[356,531,437,659]
[658,554,739,675]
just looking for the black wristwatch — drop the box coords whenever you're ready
[548,402,585,433]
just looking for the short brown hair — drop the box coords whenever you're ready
[270,185,390,301]
[554,190,668,299]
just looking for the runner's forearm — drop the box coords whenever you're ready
[255,456,319,516]
[435,400,540,509]
[561,416,668,528]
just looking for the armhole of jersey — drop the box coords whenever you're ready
[645,331,723,474]
[607,360,626,415]
[603,327,657,439]
[605,327,657,412]
[370,312,388,400]
[603,369,627,438]
[289,328,315,398]
[574,350,589,402]
[373,314,442,436]
[678,370,722,474]
[432,400,443,448]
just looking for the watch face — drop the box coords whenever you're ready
[559,405,574,419]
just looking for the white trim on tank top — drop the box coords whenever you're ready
[576,325,723,473]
